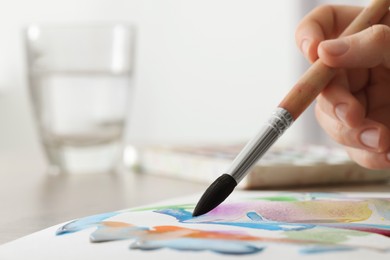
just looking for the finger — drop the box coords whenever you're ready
[345,68,370,92]
[380,9,390,26]
[315,104,390,153]
[296,5,362,63]
[318,24,390,68]
[316,72,366,128]
[345,147,390,169]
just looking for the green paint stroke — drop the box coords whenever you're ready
[250,193,344,202]
[285,227,369,244]
[250,195,300,202]
[131,203,195,212]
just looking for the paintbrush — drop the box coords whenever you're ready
[193,0,390,217]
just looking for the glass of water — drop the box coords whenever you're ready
[24,23,134,174]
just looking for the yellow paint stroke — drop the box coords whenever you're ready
[296,201,372,223]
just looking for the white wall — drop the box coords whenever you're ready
[0,1,326,159]
[129,1,300,145]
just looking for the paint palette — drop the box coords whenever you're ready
[1,192,390,259]
[139,144,390,188]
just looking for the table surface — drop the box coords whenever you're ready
[1,153,390,245]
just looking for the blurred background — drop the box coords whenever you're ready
[0,0,368,168]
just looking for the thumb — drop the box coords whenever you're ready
[318,24,390,68]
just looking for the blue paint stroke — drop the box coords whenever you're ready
[155,208,193,222]
[156,209,315,231]
[200,221,314,231]
[247,212,264,221]
[129,238,264,255]
[300,246,354,254]
[56,211,119,235]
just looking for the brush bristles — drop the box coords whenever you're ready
[192,174,237,217]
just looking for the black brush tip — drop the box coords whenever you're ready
[192,173,237,217]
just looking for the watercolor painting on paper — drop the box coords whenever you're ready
[1,192,390,260]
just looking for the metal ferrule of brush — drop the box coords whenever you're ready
[228,107,294,183]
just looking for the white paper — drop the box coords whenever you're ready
[1,191,390,260]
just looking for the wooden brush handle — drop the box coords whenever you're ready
[279,0,390,120]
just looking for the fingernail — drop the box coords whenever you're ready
[335,104,348,124]
[360,129,379,149]
[300,39,310,58]
[321,39,349,56]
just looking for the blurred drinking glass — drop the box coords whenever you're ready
[24,23,134,174]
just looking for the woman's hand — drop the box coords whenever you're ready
[295,5,390,169]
